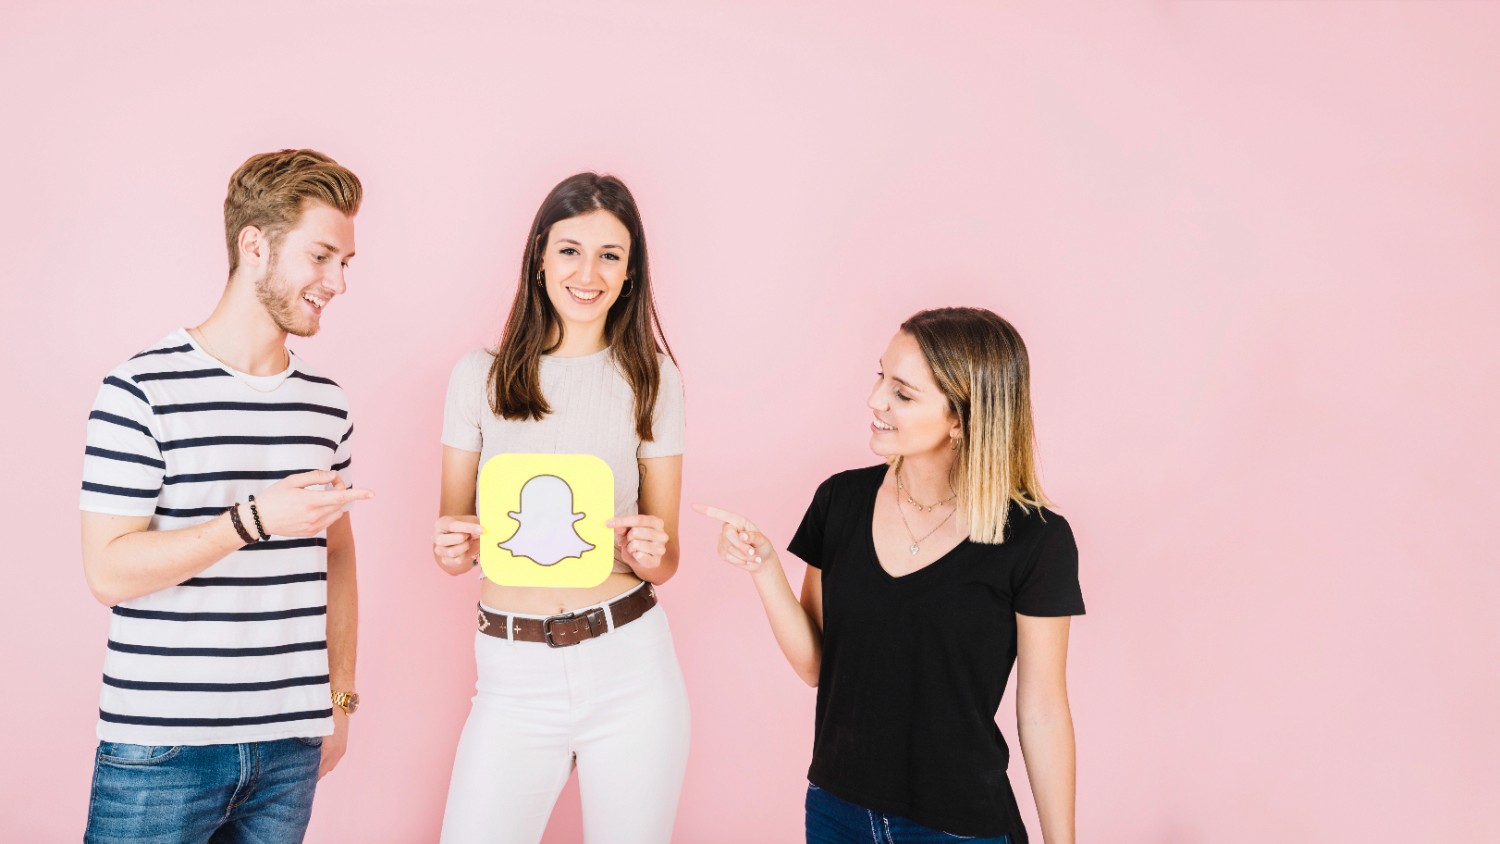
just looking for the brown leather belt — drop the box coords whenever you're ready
[476,583,657,647]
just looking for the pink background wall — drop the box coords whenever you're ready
[3,2,1496,841]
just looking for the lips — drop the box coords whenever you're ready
[872,417,895,432]
[302,292,328,311]
[566,286,603,304]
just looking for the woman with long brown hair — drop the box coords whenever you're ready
[699,308,1084,843]
[432,173,688,843]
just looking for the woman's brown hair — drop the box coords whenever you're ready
[488,173,676,440]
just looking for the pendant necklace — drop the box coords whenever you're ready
[895,488,957,555]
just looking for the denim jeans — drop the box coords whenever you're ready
[84,737,322,843]
[805,783,1013,844]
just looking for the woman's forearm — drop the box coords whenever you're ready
[1018,702,1077,844]
[749,553,822,686]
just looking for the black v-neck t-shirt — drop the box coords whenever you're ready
[787,465,1086,840]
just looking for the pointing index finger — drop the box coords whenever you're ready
[336,488,375,505]
[691,503,751,531]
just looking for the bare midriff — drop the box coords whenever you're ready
[479,570,644,616]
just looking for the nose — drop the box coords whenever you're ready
[867,381,887,411]
[577,260,593,285]
[326,262,348,296]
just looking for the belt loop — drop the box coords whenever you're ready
[602,597,616,632]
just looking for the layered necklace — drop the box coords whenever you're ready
[895,466,958,555]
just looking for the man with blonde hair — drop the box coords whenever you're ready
[80,149,371,842]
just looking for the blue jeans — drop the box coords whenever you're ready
[85,738,322,843]
[806,783,1013,843]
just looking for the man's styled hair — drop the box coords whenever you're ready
[223,149,363,275]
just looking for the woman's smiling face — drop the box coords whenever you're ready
[539,209,631,337]
[867,330,961,459]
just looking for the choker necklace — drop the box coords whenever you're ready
[896,466,957,513]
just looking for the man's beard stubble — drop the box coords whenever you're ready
[254,248,319,338]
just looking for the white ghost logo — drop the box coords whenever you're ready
[497,475,596,567]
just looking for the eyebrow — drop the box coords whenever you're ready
[556,238,626,250]
[314,241,353,259]
[878,360,923,392]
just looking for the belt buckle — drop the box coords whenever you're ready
[543,612,579,648]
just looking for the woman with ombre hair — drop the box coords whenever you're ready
[698,307,1084,844]
[432,173,688,844]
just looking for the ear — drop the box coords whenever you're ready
[237,225,266,270]
[948,413,964,443]
[530,233,550,277]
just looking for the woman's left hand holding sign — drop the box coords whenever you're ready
[606,514,668,570]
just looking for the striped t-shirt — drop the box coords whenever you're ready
[80,329,353,746]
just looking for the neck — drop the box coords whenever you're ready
[193,276,290,375]
[550,321,607,358]
[898,449,957,502]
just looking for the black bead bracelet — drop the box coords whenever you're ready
[247,494,271,541]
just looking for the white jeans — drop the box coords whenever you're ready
[439,590,691,844]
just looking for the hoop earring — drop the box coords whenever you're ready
[621,276,633,298]
[951,437,961,451]
[535,269,545,286]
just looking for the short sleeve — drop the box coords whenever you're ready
[332,416,354,487]
[638,355,684,459]
[786,475,836,570]
[80,373,164,517]
[441,351,490,453]
[1012,512,1086,617]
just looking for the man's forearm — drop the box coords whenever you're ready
[83,511,245,606]
[325,520,358,692]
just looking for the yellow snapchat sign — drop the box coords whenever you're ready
[478,453,615,588]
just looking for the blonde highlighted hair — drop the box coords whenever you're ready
[223,149,362,274]
[896,307,1049,544]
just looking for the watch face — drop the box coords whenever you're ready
[345,693,360,715]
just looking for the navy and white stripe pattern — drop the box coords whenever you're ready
[81,329,353,746]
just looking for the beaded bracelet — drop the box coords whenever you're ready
[247,494,271,541]
[227,503,257,544]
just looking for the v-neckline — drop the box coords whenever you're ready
[866,467,968,582]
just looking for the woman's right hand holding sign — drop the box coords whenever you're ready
[433,515,483,575]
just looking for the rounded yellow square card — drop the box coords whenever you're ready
[477,453,615,588]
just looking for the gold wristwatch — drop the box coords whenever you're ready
[331,690,360,715]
